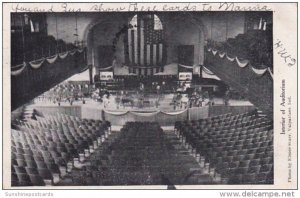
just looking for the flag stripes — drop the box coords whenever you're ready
[127,14,164,69]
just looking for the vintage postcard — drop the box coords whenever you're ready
[1,2,298,190]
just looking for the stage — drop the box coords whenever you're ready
[30,94,254,126]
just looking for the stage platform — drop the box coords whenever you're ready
[30,95,255,126]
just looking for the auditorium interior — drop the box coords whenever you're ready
[10,11,273,187]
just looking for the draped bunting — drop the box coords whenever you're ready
[69,49,77,56]
[207,47,273,79]
[103,109,188,116]
[178,64,194,69]
[250,65,268,76]
[130,111,160,117]
[104,109,188,125]
[218,52,226,58]
[59,52,69,59]
[267,67,273,79]
[212,50,218,56]
[202,66,221,80]
[29,58,45,69]
[11,48,86,76]
[77,48,84,53]
[11,62,27,76]
[202,66,215,75]
[235,57,249,68]
[226,54,235,62]
[46,55,58,64]
[160,109,187,115]
[103,110,129,115]
[98,66,114,71]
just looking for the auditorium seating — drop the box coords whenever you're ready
[11,111,110,186]
[175,110,273,184]
[85,122,214,185]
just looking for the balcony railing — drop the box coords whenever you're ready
[11,47,88,110]
[204,47,273,117]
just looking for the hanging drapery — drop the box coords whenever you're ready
[160,109,187,115]
[77,48,84,53]
[69,49,78,56]
[218,52,226,58]
[59,51,69,59]
[250,65,268,76]
[11,62,27,76]
[235,57,249,68]
[98,66,113,71]
[202,66,215,75]
[226,54,235,62]
[46,54,58,64]
[202,66,221,80]
[130,111,160,117]
[267,67,273,79]
[104,109,187,117]
[212,50,218,56]
[103,110,129,115]
[29,58,45,69]
[178,64,194,69]
[207,45,273,81]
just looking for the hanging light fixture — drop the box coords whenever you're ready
[55,13,59,53]
[20,15,26,63]
[74,13,79,47]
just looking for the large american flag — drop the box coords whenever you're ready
[126,14,164,67]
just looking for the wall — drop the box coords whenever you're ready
[201,12,245,42]
[46,13,97,43]
[163,14,204,65]
[46,12,245,74]
[90,16,128,70]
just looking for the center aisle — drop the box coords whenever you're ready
[64,122,215,186]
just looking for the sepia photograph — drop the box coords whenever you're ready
[1,2,298,191]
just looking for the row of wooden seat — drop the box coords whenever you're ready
[11,111,110,186]
[175,112,273,184]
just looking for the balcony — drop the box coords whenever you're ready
[204,47,273,117]
[11,47,88,110]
